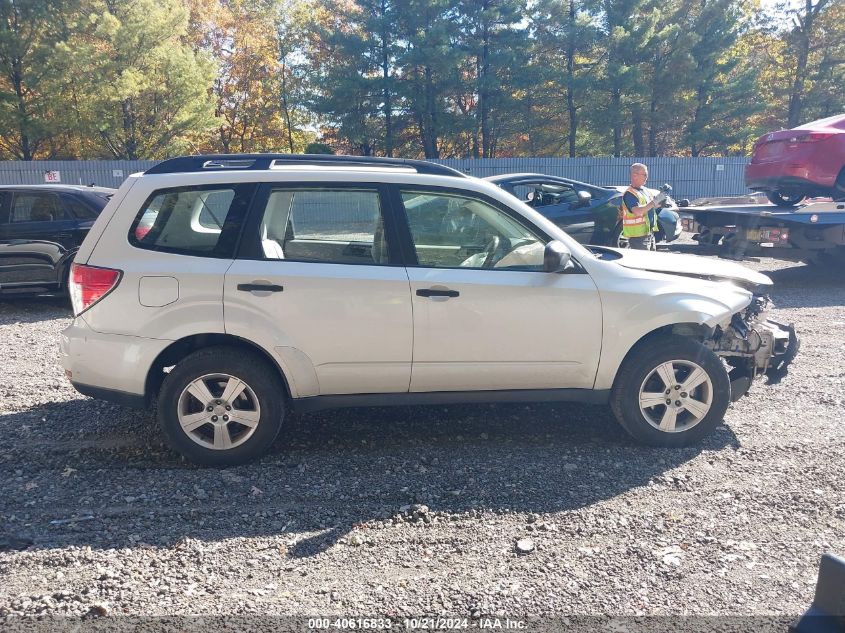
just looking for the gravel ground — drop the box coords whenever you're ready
[0,245,843,628]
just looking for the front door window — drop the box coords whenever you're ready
[401,191,545,270]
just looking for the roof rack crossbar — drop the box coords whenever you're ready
[145,154,466,178]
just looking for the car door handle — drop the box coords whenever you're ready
[237,283,284,293]
[416,288,459,298]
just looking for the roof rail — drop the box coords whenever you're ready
[144,154,467,178]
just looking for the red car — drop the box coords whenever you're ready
[745,113,845,207]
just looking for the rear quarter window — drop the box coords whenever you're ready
[128,184,254,258]
[66,196,104,219]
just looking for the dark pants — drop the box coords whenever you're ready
[628,235,651,250]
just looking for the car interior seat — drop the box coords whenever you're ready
[27,199,56,222]
[372,214,388,264]
[260,191,291,260]
[261,223,285,259]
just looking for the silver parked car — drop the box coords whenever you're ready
[61,154,798,465]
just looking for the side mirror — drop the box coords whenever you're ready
[678,198,690,207]
[576,190,592,206]
[544,240,572,273]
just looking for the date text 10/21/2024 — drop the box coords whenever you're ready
[307,618,527,630]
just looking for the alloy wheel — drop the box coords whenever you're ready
[177,373,261,450]
[638,360,714,433]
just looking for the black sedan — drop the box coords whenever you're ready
[0,185,114,296]
[486,173,682,247]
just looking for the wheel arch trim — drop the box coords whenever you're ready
[144,333,304,404]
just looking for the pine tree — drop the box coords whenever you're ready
[683,0,762,155]
[533,0,601,157]
[306,0,401,155]
[595,0,658,156]
[394,0,465,158]
[455,0,526,157]
[0,0,71,159]
[56,0,217,159]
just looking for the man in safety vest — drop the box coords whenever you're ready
[620,163,667,250]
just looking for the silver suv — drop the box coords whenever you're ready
[61,154,799,465]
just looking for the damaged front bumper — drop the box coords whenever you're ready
[704,295,800,400]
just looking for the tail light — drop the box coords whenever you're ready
[761,227,790,243]
[790,132,833,143]
[134,225,152,240]
[69,263,122,316]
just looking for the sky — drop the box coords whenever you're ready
[758,0,805,16]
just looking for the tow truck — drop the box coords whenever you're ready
[678,197,845,264]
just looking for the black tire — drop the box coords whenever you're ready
[610,335,730,447]
[60,265,74,308]
[834,169,845,201]
[158,346,285,466]
[804,246,845,267]
[611,224,656,250]
[766,191,806,207]
[611,223,627,248]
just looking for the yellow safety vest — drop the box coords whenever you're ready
[620,186,653,238]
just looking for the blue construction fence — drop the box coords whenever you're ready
[0,156,753,201]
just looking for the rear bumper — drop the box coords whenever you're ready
[71,382,147,408]
[60,317,170,405]
[745,163,836,191]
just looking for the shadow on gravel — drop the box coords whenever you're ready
[762,264,844,288]
[0,397,739,557]
[0,295,71,324]
[757,266,845,309]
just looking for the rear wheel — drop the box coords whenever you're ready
[766,191,806,207]
[158,346,285,466]
[61,265,74,308]
[834,169,845,201]
[611,335,730,447]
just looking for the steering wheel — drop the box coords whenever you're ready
[482,236,501,268]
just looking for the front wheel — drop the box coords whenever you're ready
[610,335,730,447]
[611,223,627,248]
[158,346,285,466]
[766,191,806,207]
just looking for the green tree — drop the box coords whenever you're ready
[0,0,71,159]
[57,0,216,159]
[455,0,526,157]
[305,0,401,156]
[533,0,602,157]
[593,0,659,156]
[679,0,761,155]
[396,0,465,158]
[784,0,831,127]
[307,2,371,155]
[784,0,844,124]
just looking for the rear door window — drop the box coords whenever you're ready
[0,192,9,224]
[129,184,254,258]
[10,192,65,223]
[256,188,389,265]
[66,197,102,219]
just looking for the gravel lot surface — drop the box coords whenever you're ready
[0,245,843,628]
